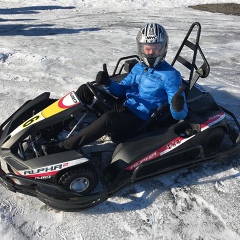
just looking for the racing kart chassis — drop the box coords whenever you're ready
[0,22,239,211]
[0,130,239,211]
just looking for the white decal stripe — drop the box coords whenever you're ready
[10,112,45,137]
[159,135,195,156]
[125,113,225,171]
[17,158,89,177]
[0,157,9,173]
[208,114,225,126]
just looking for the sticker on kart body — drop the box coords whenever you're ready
[200,113,225,130]
[58,92,80,108]
[126,113,226,171]
[10,92,80,137]
[17,158,89,178]
[42,91,80,118]
[0,156,9,174]
[10,112,45,137]
[21,113,44,128]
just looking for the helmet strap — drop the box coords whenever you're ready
[147,58,156,68]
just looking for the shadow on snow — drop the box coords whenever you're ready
[0,5,75,15]
[0,23,101,36]
[0,5,102,36]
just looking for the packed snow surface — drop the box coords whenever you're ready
[0,0,240,239]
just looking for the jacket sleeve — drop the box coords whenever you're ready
[165,72,188,120]
[104,68,136,98]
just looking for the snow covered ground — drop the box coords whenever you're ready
[0,0,240,239]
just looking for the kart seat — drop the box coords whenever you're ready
[111,58,138,83]
[111,103,177,143]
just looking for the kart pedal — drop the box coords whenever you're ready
[42,144,67,155]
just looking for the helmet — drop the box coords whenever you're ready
[136,23,168,68]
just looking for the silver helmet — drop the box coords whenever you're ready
[136,23,168,68]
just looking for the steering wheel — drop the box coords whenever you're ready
[86,82,112,111]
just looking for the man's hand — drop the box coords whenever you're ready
[171,86,185,112]
[96,63,111,86]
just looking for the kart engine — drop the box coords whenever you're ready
[18,127,59,159]
[17,113,95,160]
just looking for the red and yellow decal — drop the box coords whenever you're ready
[42,92,80,118]
[10,92,80,137]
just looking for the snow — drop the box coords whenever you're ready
[0,0,240,239]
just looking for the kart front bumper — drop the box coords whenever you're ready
[0,169,108,211]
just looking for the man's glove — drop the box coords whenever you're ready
[171,86,185,112]
[96,63,111,86]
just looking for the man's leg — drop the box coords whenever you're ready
[59,110,144,150]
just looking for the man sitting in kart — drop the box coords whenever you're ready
[52,23,188,152]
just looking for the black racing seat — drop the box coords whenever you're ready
[111,103,176,143]
[110,56,139,83]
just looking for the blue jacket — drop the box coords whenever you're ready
[105,61,188,121]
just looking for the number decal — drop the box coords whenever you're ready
[22,115,40,128]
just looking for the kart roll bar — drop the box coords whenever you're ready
[111,55,139,77]
[171,22,210,91]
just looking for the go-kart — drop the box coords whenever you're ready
[0,22,239,211]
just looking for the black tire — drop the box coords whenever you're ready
[59,165,98,195]
[202,127,225,154]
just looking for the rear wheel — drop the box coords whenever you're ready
[202,127,225,154]
[59,165,98,195]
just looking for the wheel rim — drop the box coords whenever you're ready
[70,177,90,192]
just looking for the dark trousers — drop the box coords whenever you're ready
[59,84,144,150]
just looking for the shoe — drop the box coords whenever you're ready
[42,144,66,155]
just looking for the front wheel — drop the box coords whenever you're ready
[59,165,98,195]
